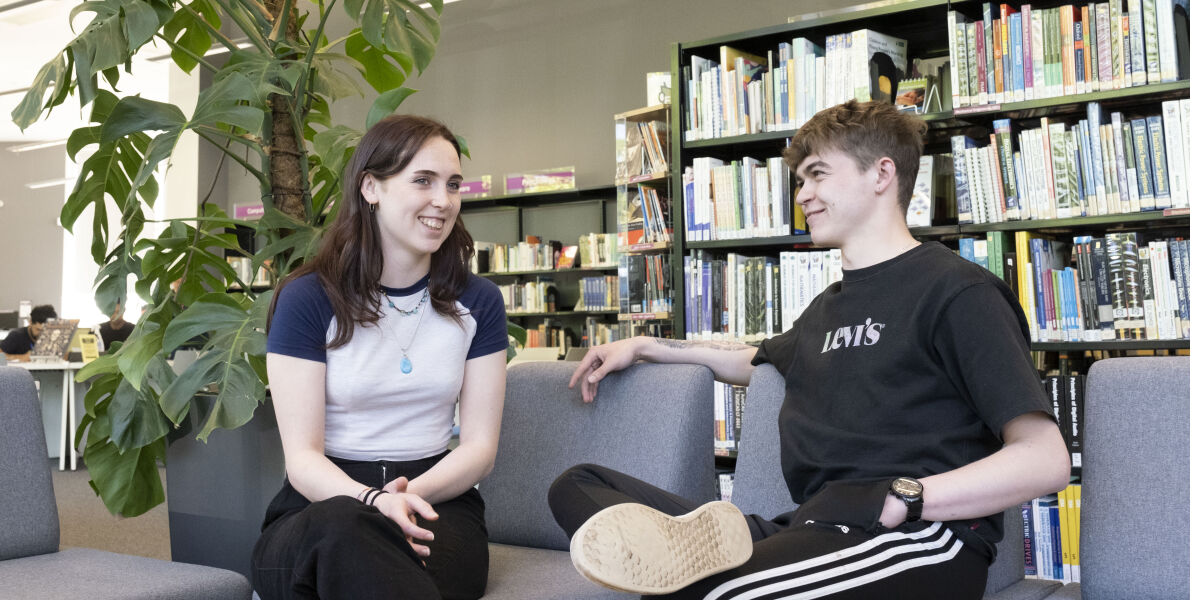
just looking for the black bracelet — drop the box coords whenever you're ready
[360,487,383,505]
[366,489,388,506]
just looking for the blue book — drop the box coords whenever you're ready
[1030,237,1048,341]
[1048,501,1064,581]
[959,237,976,263]
[1010,13,1024,98]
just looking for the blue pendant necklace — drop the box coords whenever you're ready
[383,288,429,374]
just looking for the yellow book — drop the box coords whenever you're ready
[79,334,100,363]
[1014,231,1036,334]
[1056,488,1071,582]
[1070,484,1082,582]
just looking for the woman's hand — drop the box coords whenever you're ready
[377,476,439,557]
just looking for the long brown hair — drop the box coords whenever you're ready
[269,115,475,348]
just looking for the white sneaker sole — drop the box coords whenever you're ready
[569,501,753,595]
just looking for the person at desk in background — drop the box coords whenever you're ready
[98,300,135,351]
[0,304,57,358]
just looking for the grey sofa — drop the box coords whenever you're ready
[479,361,718,599]
[1045,356,1189,600]
[737,364,1064,600]
[0,366,252,599]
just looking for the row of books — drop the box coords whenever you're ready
[682,30,907,140]
[616,119,669,182]
[947,0,1186,109]
[951,100,1191,225]
[577,276,620,311]
[225,256,274,288]
[579,233,621,269]
[714,381,746,455]
[965,231,1190,341]
[683,156,793,241]
[1022,486,1084,583]
[618,184,673,246]
[683,249,844,342]
[520,319,574,354]
[582,316,622,347]
[497,279,558,314]
[618,253,673,315]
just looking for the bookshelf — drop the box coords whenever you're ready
[461,184,622,352]
[615,103,676,338]
[668,0,1190,550]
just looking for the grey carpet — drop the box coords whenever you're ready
[49,460,171,560]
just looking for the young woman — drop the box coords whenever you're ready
[252,115,508,600]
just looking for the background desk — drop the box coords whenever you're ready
[12,361,85,470]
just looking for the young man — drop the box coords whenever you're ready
[0,304,57,357]
[551,100,1069,599]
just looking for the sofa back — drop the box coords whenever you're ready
[1080,356,1188,600]
[0,366,60,560]
[480,361,717,551]
[734,363,1025,593]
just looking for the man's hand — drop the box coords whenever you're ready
[568,337,645,402]
[378,476,439,557]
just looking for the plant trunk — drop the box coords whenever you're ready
[265,0,306,222]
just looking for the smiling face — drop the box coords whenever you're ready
[360,137,463,273]
[794,149,880,248]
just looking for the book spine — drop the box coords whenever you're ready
[1105,233,1130,337]
[1155,0,1178,81]
[1087,4,1099,92]
[1109,0,1124,88]
[1032,9,1045,98]
[1161,100,1189,208]
[1022,4,1034,93]
[1130,0,1147,84]
[1139,246,1159,338]
[1098,3,1112,90]
[1143,0,1160,83]
[1021,501,1038,577]
[1131,118,1154,208]
[983,3,998,102]
[1011,12,1025,100]
[994,119,1019,219]
[1146,115,1171,209]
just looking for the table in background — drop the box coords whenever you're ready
[12,360,85,470]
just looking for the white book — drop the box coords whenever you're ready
[794,252,810,319]
[1155,0,1177,81]
[1139,247,1160,339]
[824,35,838,109]
[1182,99,1192,208]
[948,10,968,108]
[1097,3,1113,91]
[850,29,907,103]
[1031,10,1045,99]
[1161,100,1189,208]
[908,155,935,227]
[1109,0,1125,88]
[1130,0,1149,84]
[815,56,827,113]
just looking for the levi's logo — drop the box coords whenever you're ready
[821,318,885,353]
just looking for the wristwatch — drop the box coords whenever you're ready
[889,477,924,523]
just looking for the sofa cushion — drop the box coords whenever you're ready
[0,547,251,599]
[0,367,60,561]
[484,543,632,600]
[480,362,716,551]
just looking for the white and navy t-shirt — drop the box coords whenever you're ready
[267,272,508,462]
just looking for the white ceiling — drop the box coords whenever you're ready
[0,0,170,142]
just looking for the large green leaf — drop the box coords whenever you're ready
[83,433,166,517]
[161,0,219,73]
[162,293,250,352]
[108,373,172,451]
[366,86,416,129]
[343,32,409,93]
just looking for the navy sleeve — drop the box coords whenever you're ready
[933,282,1054,438]
[267,273,335,363]
[460,275,509,360]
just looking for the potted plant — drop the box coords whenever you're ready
[12,0,471,524]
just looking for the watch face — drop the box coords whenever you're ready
[892,477,923,498]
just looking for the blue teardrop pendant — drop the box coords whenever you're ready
[400,356,413,374]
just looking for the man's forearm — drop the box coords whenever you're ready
[638,337,758,386]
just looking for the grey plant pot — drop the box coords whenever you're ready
[165,393,284,581]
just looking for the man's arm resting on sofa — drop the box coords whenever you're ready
[569,336,757,402]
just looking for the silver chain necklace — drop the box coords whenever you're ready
[382,288,429,374]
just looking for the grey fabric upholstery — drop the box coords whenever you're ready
[480,361,717,551]
[0,367,60,561]
[737,364,1060,600]
[485,544,628,600]
[1045,582,1082,599]
[0,366,252,600]
[1072,357,1188,600]
[479,361,715,598]
[0,547,251,599]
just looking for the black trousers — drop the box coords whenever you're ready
[252,452,488,600]
[548,464,990,600]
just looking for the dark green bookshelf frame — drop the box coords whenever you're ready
[508,310,619,318]
[479,266,617,278]
[460,184,617,209]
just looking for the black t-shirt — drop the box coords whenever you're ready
[752,242,1052,556]
[99,321,135,350]
[0,327,35,355]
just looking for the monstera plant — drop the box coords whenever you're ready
[12,0,481,517]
